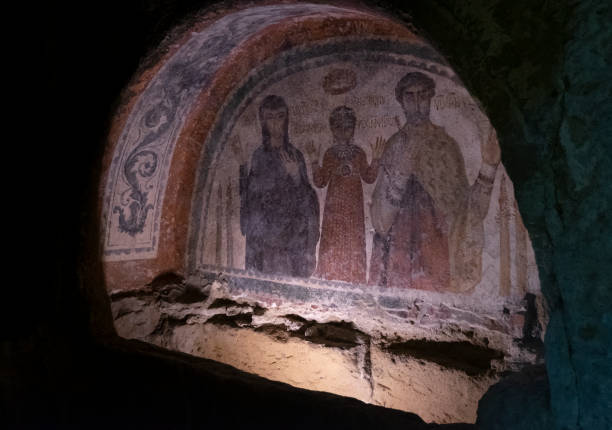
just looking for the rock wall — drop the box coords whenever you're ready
[112,278,513,423]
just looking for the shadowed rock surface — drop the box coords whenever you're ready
[6,334,475,429]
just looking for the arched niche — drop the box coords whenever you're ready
[100,2,547,424]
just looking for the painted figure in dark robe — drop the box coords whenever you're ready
[233,95,320,277]
[369,72,501,292]
[306,106,384,284]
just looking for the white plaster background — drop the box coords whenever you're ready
[196,57,540,305]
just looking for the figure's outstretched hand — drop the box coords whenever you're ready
[370,136,386,160]
[279,148,300,181]
[229,135,248,165]
[304,140,321,165]
[481,127,501,166]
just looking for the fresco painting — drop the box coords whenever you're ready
[193,42,540,307]
[368,72,499,293]
[102,10,548,419]
[309,106,383,284]
[102,4,353,261]
[233,95,320,278]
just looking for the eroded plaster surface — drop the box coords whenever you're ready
[103,3,548,424]
[182,33,544,345]
[103,3,366,260]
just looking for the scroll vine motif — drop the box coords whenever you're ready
[114,150,158,236]
[112,83,180,235]
[108,31,232,238]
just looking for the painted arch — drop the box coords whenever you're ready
[100,3,546,423]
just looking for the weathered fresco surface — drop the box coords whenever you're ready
[189,38,540,315]
[102,5,549,422]
[102,3,358,260]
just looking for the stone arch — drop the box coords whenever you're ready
[97,2,549,425]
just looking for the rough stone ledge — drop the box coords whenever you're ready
[109,272,545,374]
[108,273,547,423]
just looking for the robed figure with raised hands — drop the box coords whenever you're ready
[232,95,320,278]
[369,72,501,292]
[306,106,384,284]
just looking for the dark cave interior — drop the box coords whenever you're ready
[7,1,611,429]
